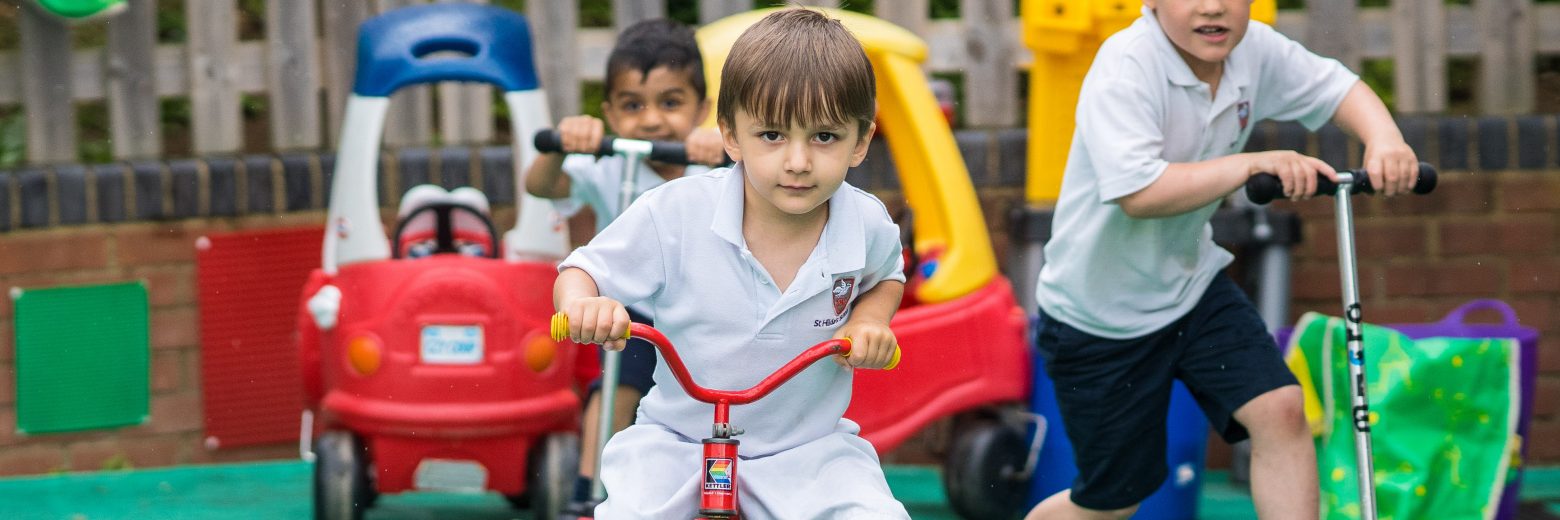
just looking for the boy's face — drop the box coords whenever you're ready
[1144,0,1251,71]
[719,108,874,218]
[602,65,709,142]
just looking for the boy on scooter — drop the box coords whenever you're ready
[554,8,910,519]
[1027,1,1417,518]
[523,18,725,515]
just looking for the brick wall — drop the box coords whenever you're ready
[1,116,1557,476]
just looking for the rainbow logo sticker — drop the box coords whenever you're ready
[704,458,734,491]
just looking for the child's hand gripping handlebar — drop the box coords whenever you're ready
[1244,162,1438,205]
[550,312,900,405]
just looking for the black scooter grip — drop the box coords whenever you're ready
[1245,162,1437,205]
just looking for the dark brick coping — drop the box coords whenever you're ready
[1,116,1555,231]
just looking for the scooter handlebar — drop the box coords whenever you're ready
[1245,162,1438,205]
[533,130,727,166]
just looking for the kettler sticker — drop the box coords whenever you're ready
[704,458,734,491]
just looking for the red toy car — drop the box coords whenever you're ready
[296,4,582,519]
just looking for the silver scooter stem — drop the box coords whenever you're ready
[591,148,644,502]
[1333,172,1377,520]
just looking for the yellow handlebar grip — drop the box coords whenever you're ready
[549,312,631,343]
[550,312,569,342]
[885,346,902,370]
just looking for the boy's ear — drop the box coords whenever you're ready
[718,120,743,163]
[850,122,877,167]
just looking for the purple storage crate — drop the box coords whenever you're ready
[1277,300,1537,520]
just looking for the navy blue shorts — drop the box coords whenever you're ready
[587,307,657,396]
[1036,273,1298,510]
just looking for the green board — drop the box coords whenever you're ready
[12,282,149,434]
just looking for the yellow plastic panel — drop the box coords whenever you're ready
[874,54,997,302]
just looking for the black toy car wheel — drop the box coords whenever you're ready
[314,430,373,520]
[508,432,580,518]
[944,420,1030,520]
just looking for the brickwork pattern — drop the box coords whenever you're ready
[1,117,1557,474]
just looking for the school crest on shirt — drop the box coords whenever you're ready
[831,276,857,317]
[1237,101,1251,131]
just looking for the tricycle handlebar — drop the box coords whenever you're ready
[549,313,899,405]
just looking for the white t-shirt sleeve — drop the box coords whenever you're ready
[557,196,665,308]
[1076,65,1171,203]
[862,199,906,290]
[1248,23,1360,130]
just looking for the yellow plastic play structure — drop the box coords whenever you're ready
[697,9,996,305]
[1021,0,1276,205]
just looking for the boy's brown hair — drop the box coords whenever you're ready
[716,9,876,136]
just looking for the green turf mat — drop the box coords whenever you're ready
[12,282,149,434]
[1,461,1558,519]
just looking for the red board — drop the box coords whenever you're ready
[196,227,322,449]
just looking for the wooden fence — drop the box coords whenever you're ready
[0,0,1558,166]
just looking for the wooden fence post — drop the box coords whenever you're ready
[1478,0,1535,114]
[321,0,375,146]
[1391,0,1446,114]
[266,0,322,151]
[530,0,581,123]
[1306,0,1359,71]
[876,0,929,36]
[106,0,161,159]
[437,0,493,145]
[700,0,750,24]
[613,0,666,34]
[19,4,77,164]
[961,0,1018,127]
[186,0,242,155]
[377,0,434,147]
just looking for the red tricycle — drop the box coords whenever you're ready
[550,313,900,519]
[296,4,582,519]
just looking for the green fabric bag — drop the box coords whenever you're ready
[1286,312,1519,520]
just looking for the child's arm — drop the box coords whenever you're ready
[833,280,904,369]
[1330,81,1419,197]
[1115,151,1336,218]
[525,115,606,199]
[555,266,631,351]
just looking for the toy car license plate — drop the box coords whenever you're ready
[420,325,484,364]
[413,459,488,492]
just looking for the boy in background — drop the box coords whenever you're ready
[523,18,725,514]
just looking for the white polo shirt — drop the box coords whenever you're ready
[559,165,905,456]
[553,154,712,233]
[1036,8,1358,339]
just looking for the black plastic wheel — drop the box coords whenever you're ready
[943,420,1030,520]
[314,431,373,520]
[509,432,580,518]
